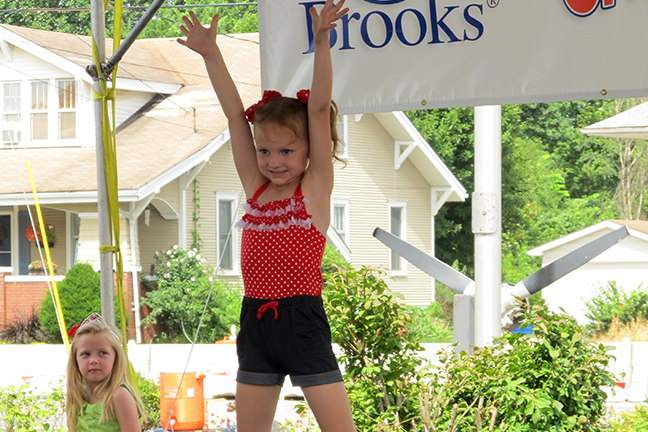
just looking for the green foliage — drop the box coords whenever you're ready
[0,308,50,344]
[0,382,65,432]
[585,281,648,335]
[136,373,161,430]
[191,179,203,251]
[0,0,258,37]
[407,100,620,279]
[321,243,350,276]
[323,266,428,431]
[137,1,258,38]
[142,246,242,343]
[406,107,475,276]
[406,303,453,343]
[39,263,124,343]
[606,403,648,431]
[425,299,616,432]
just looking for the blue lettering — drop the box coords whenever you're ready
[361,10,393,49]
[463,4,483,41]
[301,0,485,53]
[340,12,362,50]
[300,1,338,54]
[427,0,461,44]
[395,9,427,47]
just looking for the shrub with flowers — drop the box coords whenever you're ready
[28,259,60,274]
[142,246,242,343]
[25,223,56,245]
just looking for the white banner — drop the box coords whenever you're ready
[258,0,648,114]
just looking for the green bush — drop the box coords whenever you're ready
[40,263,124,342]
[406,303,453,343]
[321,243,350,276]
[142,246,242,343]
[136,373,161,430]
[0,382,65,431]
[606,403,648,431]
[424,299,616,432]
[322,265,617,431]
[323,266,428,431]
[585,281,648,335]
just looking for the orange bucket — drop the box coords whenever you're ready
[159,372,206,431]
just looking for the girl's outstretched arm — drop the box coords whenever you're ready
[177,12,262,196]
[303,0,348,218]
[113,386,141,432]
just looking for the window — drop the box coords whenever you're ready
[336,115,348,159]
[389,201,407,275]
[31,81,48,140]
[216,192,240,274]
[0,215,11,268]
[57,80,76,139]
[331,197,350,247]
[2,82,21,145]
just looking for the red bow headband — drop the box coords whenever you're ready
[245,89,311,123]
[67,312,103,340]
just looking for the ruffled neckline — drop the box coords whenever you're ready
[236,194,313,232]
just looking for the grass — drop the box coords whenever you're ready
[592,316,648,342]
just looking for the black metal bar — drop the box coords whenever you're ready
[103,0,167,77]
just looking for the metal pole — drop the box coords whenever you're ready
[90,0,115,325]
[103,0,166,76]
[473,105,502,346]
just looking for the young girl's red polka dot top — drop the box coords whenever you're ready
[237,182,326,299]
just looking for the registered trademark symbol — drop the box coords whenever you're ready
[486,0,499,8]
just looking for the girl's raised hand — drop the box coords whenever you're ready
[309,0,349,44]
[177,11,219,57]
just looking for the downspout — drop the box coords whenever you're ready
[129,212,142,343]
[430,188,436,303]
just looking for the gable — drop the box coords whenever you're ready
[528,220,648,265]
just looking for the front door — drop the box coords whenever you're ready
[18,212,31,275]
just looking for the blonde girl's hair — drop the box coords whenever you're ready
[65,319,146,431]
[254,97,346,165]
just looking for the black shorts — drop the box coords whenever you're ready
[236,295,343,387]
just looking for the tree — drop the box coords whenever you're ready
[611,98,648,220]
[0,0,258,37]
[407,101,620,283]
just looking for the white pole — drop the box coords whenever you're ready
[473,105,502,346]
[90,0,115,325]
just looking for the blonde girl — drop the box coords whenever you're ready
[66,316,145,432]
[178,1,356,431]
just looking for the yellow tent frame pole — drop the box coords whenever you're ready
[26,162,70,349]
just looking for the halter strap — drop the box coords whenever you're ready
[251,182,270,201]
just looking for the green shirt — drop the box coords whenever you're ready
[77,400,121,432]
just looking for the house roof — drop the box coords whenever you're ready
[581,101,648,141]
[374,111,467,202]
[0,25,465,206]
[0,25,260,204]
[527,219,648,256]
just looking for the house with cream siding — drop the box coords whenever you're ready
[0,24,466,341]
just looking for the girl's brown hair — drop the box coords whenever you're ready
[254,96,345,164]
[66,319,146,431]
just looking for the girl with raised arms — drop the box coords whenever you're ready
[178,1,356,431]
